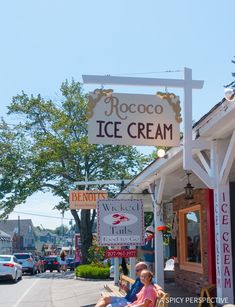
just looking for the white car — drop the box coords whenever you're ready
[14,253,37,275]
[0,255,22,283]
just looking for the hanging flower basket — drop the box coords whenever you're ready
[157,225,168,232]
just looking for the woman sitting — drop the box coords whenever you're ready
[126,270,157,307]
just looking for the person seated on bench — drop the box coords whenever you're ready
[96,262,147,307]
[126,270,157,307]
[96,262,163,307]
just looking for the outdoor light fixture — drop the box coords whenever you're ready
[184,172,194,200]
[224,88,235,102]
[157,148,166,158]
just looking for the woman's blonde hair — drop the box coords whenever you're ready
[141,269,154,282]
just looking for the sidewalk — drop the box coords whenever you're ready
[82,279,198,307]
[164,281,198,307]
[82,278,232,307]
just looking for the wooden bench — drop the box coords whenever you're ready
[103,275,169,307]
[103,274,135,297]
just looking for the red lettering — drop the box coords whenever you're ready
[81,193,86,201]
[72,192,78,201]
[224,254,230,265]
[225,278,232,288]
[222,215,229,224]
[223,232,229,241]
[223,243,230,253]
[221,202,228,213]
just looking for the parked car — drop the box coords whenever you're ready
[13,253,37,275]
[66,257,80,271]
[65,257,74,271]
[34,256,45,273]
[0,255,22,283]
[109,265,114,278]
[44,256,61,272]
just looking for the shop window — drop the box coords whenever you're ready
[179,205,203,273]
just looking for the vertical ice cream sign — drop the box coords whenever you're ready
[87,90,181,146]
[97,199,144,246]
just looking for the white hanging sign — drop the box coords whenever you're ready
[87,90,181,146]
[97,199,145,246]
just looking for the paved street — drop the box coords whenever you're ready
[0,272,107,307]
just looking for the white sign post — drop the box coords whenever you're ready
[83,70,235,303]
[83,68,205,291]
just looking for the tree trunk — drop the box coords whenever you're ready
[80,210,93,263]
[71,208,96,264]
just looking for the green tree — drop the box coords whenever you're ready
[53,225,69,236]
[0,80,149,262]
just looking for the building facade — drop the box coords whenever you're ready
[119,96,235,304]
[0,229,12,254]
[0,219,36,252]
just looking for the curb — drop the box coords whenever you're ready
[75,276,113,282]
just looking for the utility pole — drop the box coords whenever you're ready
[61,210,64,249]
[17,216,21,251]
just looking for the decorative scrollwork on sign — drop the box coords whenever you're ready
[156,92,182,123]
[87,88,113,119]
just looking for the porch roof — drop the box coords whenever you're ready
[117,97,235,210]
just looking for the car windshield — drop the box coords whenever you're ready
[0,256,11,262]
[14,254,31,259]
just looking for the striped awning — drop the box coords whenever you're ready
[0,237,11,242]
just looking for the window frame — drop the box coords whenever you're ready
[179,204,203,273]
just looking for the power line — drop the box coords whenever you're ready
[13,210,72,220]
[109,69,183,76]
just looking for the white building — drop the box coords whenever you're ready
[0,229,12,254]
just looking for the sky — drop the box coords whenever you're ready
[0,0,234,229]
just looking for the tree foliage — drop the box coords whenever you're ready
[0,80,150,262]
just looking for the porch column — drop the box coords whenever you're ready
[212,140,234,303]
[114,257,119,285]
[149,176,166,289]
[129,245,136,279]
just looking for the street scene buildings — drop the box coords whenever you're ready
[0,2,234,307]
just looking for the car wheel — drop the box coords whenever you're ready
[50,270,53,273]
[12,272,18,283]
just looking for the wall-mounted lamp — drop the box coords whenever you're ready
[184,172,194,200]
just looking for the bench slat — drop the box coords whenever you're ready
[121,275,135,285]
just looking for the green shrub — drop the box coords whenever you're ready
[75,264,110,279]
[87,244,108,264]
